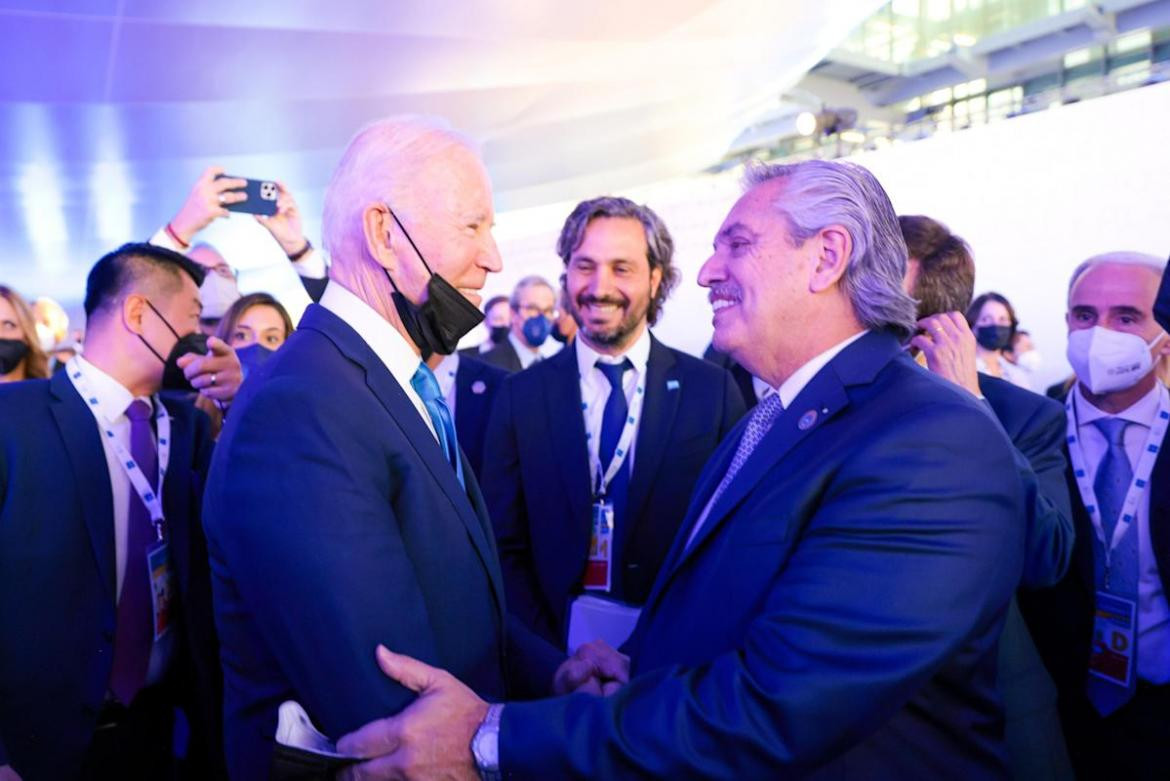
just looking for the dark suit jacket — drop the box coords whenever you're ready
[480,338,524,373]
[0,373,223,780]
[454,355,507,481]
[202,304,558,780]
[484,336,746,646]
[1156,255,1170,333]
[702,342,758,407]
[977,373,1075,779]
[498,330,1026,779]
[1020,419,1170,765]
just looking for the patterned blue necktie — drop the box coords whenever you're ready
[596,359,633,476]
[411,362,465,490]
[1086,416,1139,715]
[686,392,784,550]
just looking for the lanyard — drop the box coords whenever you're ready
[585,365,647,499]
[68,357,172,540]
[1065,384,1169,571]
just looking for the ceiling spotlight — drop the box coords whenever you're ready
[795,111,818,137]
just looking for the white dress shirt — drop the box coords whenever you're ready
[319,281,437,443]
[1072,382,1170,683]
[433,352,460,424]
[575,328,653,489]
[68,355,173,683]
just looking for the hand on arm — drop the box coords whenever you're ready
[552,639,629,696]
[337,646,488,781]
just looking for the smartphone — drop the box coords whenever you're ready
[216,174,279,216]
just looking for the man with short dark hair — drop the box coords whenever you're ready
[481,276,558,372]
[484,196,745,650]
[0,242,240,779]
[461,294,512,357]
[337,160,1027,780]
[899,213,1075,780]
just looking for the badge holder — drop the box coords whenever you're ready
[583,497,614,592]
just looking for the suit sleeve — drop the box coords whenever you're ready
[481,379,547,633]
[205,377,437,738]
[1156,256,1170,333]
[498,401,1024,779]
[1010,399,1075,589]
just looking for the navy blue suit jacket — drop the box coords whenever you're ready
[483,336,745,646]
[203,304,558,780]
[0,373,223,780]
[499,331,1026,779]
[480,339,524,373]
[454,355,507,481]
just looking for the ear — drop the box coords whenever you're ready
[122,293,148,336]
[809,225,852,294]
[1156,328,1170,358]
[361,203,399,274]
[648,264,663,300]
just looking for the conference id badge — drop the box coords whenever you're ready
[147,542,174,641]
[583,500,614,592]
[1087,591,1137,688]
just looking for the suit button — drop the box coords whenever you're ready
[627,563,639,570]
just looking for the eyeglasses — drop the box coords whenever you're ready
[516,303,558,319]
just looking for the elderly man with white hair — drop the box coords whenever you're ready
[1022,251,1170,781]
[201,116,562,779]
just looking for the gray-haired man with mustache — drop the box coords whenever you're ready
[480,196,746,651]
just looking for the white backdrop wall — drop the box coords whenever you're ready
[484,80,1170,392]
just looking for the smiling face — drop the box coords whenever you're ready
[564,216,661,355]
[698,178,822,381]
[388,145,502,310]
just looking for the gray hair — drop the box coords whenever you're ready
[1067,251,1166,299]
[744,160,917,338]
[555,196,680,325]
[509,275,556,309]
[322,115,477,272]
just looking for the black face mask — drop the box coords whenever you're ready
[489,325,510,345]
[975,324,1013,351]
[383,207,484,359]
[138,300,209,393]
[0,338,30,375]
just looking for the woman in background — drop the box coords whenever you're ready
[0,285,50,383]
[966,291,1032,390]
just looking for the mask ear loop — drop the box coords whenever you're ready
[382,204,435,294]
[137,298,182,366]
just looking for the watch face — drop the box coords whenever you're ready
[473,726,499,768]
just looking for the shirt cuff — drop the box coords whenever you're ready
[291,247,327,279]
[149,226,185,253]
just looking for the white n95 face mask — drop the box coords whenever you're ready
[1066,326,1166,394]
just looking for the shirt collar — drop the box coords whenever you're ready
[433,352,460,398]
[575,325,652,379]
[777,330,868,409]
[1073,381,1164,429]
[71,354,140,422]
[320,280,426,392]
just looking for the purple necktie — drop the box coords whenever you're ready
[109,399,157,705]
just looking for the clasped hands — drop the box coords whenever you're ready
[336,639,628,780]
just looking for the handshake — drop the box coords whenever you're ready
[331,639,629,780]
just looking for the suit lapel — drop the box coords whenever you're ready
[454,361,473,444]
[1148,449,1170,596]
[545,344,592,540]
[300,305,507,617]
[625,338,680,528]
[48,371,117,603]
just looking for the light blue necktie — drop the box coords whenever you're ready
[411,362,465,490]
[1086,416,1139,715]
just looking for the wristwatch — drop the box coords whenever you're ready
[471,703,503,781]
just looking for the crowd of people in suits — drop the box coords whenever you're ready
[0,113,1169,781]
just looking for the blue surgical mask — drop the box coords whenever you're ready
[522,315,551,347]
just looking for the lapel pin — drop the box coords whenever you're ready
[666,379,680,391]
[798,409,818,430]
[471,380,487,395]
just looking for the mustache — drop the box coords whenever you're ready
[707,284,741,303]
[577,294,627,308]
